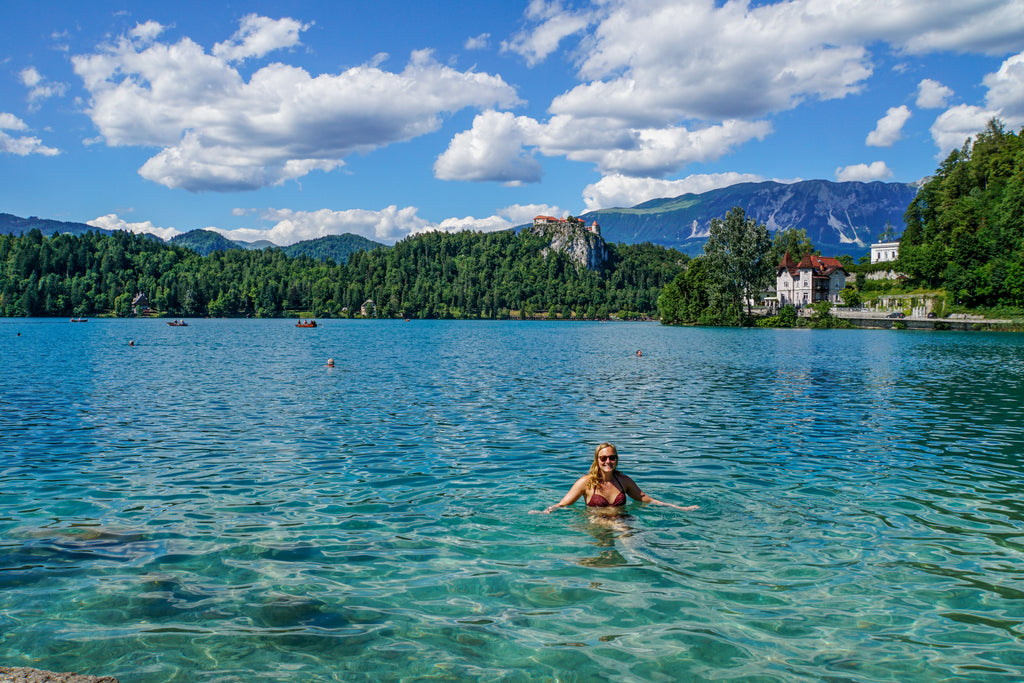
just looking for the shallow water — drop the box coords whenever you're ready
[2,319,1024,681]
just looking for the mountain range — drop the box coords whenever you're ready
[580,179,919,257]
[2,179,919,261]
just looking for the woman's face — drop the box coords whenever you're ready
[596,446,618,473]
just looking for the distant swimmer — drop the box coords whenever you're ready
[636,349,642,357]
[534,442,698,514]
[129,340,135,346]
[327,358,335,367]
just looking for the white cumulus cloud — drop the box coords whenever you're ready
[438,111,772,183]
[92,202,571,247]
[929,104,1001,156]
[927,50,1024,157]
[212,207,435,245]
[458,0,1024,186]
[898,0,1024,56]
[866,105,911,147]
[983,50,1024,121]
[71,17,520,192]
[0,112,60,156]
[212,14,310,62]
[465,33,490,50]
[502,0,593,67]
[19,67,68,107]
[835,161,893,182]
[582,172,775,211]
[88,213,182,241]
[499,203,566,225]
[0,113,28,131]
[436,215,514,233]
[434,110,544,184]
[916,78,954,108]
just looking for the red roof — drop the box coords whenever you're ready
[778,251,847,277]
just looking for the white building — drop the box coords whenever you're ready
[871,240,900,263]
[776,252,848,306]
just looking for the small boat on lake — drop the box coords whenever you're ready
[296,320,318,328]
[70,318,88,323]
[167,320,189,327]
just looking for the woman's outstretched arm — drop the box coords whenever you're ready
[532,476,588,514]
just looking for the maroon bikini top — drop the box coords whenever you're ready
[587,472,626,507]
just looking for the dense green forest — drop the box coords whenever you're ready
[901,119,1024,307]
[0,226,687,319]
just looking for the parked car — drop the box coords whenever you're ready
[927,312,936,318]
[887,311,905,318]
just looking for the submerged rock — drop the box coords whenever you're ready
[0,667,119,683]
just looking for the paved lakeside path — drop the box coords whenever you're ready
[831,309,1019,330]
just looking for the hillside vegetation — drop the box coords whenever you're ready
[901,120,1024,308]
[0,227,686,319]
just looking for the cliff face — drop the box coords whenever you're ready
[527,222,608,271]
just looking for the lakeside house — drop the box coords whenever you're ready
[131,292,151,316]
[775,252,848,306]
[871,240,900,263]
[533,215,601,236]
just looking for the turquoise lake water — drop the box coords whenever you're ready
[2,318,1024,682]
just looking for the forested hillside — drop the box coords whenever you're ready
[901,120,1024,307]
[0,227,687,319]
[0,213,109,238]
[170,229,242,256]
[283,234,385,263]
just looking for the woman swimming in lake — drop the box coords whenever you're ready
[537,442,698,513]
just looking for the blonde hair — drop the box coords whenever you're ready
[587,442,618,490]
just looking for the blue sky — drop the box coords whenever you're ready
[2,0,1023,245]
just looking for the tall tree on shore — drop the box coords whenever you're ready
[703,206,773,325]
[768,227,818,268]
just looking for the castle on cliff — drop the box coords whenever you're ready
[533,215,600,236]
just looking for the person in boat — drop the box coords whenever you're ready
[537,442,697,514]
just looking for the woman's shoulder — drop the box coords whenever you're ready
[569,474,592,491]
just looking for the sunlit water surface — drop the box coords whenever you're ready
[2,319,1024,682]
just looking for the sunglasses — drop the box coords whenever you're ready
[598,455,618,462]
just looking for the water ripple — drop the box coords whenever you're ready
[3,320,1024,681]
